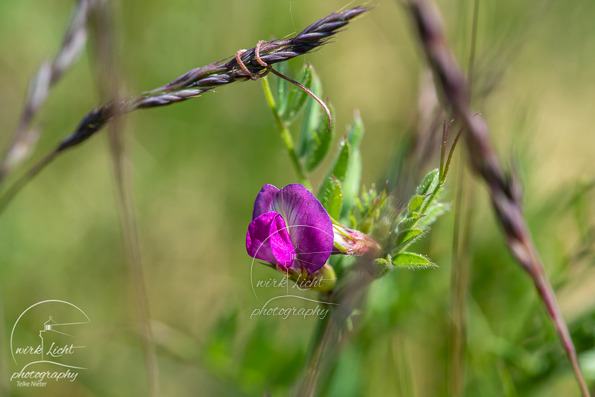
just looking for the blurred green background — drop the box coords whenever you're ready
[0,0,594,396]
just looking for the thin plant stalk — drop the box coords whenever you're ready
[92,2,160,395]
[392,334,417,397]
[261,76,312,190]
[450,1,479,394]
[450,155,465,397]
[110,146,160,397]
[406,1,590,395]
[420,121,461,215]
[450,155,474,397]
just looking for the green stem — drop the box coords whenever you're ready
[262,76,312,190]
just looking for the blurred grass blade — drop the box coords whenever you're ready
[202,310,238,373]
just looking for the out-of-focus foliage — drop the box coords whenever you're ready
[1,0,594,396]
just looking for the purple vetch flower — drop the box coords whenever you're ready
[246,184,334,274]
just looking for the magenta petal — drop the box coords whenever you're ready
[252,184,280,220]
[271,184,333,273]
[246,212,278,263]
[269,214,296,269]
[246,212,296,269]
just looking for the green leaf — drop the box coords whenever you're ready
[340,151,361,217]
[340,112,365,219]
[392,252,438,269]
[304,103,335,172]
[394,228,428,254]
[346,110,364,148]
[418,202,450,228]
[398,213,423,232]
[318,140,351,199]
[281,64,313,124]
[298,67,322,158]
[408,195,426,213]
[276,61,289,115]
[416,168,440,196]
[320,176,343,219]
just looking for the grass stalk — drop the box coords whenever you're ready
[0,6,369,214]
[406,1,591,395]
[91,1,160,394]
[449,1,479,394]
[0,0,95,190]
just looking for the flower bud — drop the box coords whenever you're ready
[332,223,382,257]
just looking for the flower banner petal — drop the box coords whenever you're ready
[271,184,333,273]
[252,184,280,220]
